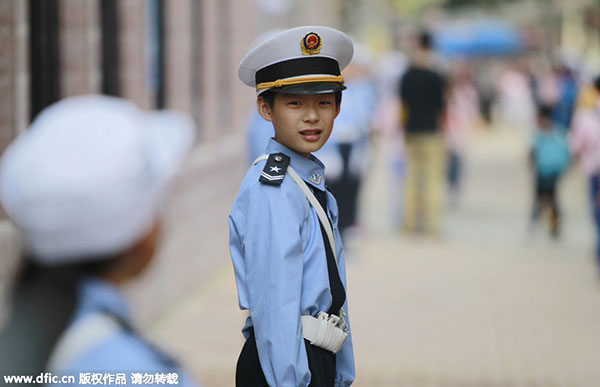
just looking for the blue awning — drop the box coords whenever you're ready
[434,19,523,57]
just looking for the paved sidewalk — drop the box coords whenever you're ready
[151,128,600,386]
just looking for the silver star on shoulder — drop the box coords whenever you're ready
[270,166,282,173]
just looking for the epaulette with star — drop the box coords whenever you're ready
[259,153,290,186]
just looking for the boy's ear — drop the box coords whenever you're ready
[335,102,341,118]
[257,97,273,122]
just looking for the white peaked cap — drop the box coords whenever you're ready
[239,25,354,95]
[0,95,196,264]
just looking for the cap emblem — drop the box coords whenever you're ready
[301,32,322,55]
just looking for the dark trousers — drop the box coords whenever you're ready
[327,143,361,236]
[447,150,461,189]
[236,328,336,387]
[531,174,560,236]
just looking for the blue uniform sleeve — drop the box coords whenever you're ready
[231,181,312,386]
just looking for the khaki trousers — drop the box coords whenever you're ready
[403,133,444,234]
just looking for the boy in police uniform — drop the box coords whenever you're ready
[229,26,356,386]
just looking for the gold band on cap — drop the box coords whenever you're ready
[256,75,345,91]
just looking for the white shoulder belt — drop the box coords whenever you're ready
[253,154,337,263]
[253,154,348,353]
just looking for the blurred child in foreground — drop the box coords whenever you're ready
[0,95,198,385]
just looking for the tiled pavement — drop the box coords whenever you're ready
[150,128,600,387]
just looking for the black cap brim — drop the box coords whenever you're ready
[269,82,346,95]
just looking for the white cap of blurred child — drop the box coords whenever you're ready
[238,25,353,95]
[0,95,195,264]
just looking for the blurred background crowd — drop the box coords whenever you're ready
[2,0,600,385]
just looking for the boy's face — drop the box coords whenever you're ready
[257,92,340,157]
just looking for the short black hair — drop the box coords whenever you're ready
[418,30,433,50]
[259,90,342,109]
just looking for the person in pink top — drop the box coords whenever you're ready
[569,76,600,271]
[444,62,479,206]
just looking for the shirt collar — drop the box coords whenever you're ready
[74,276,131,326]
[265,138,326,191]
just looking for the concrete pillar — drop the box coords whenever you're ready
[0,0,27,323]
[59,0,101,98]
[0,0,29,155]
[164,0,192,114]
[118,0,151,109]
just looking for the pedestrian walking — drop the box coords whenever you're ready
[570,76,600,270]
[400,30,447,234]
[0,95,198,386]
[230,26,355,386]
[316,45,378,239]
[529,104,570,237]
[552,64,578,133]
[444,61,479,207]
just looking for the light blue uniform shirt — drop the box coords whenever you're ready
[229,139,355,387]
[52,277,198,386]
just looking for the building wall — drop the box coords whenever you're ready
[0,0,259,325]
[60,0,100,97]
[0,1,28,156]
[164,0,193,114]
[118,0,151,109]
[127,0,258,322]
[0,0,27,278]
[0,1,16,157]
